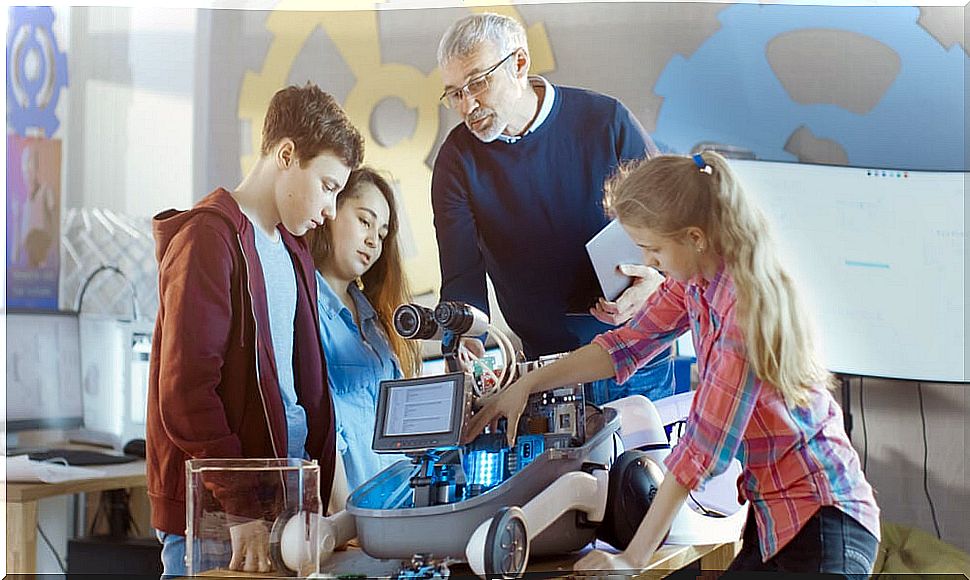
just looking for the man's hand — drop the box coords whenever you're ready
[461,374,533,446]
[589,264,664,326]
[574,548,642,575]
[228,519,272,573]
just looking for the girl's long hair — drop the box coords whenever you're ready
[306,167,422,378]
[604,152,831,406]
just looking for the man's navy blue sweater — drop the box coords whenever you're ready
[431,85,660,358]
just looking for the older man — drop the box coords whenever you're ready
[431,12,673,403]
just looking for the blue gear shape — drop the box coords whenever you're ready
[6,6,69,136]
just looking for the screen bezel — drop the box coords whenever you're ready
[372,372,466,453]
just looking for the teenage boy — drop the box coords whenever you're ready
[146,83,364,577]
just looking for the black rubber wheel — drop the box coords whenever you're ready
[268,508,298,576]
[483,506,529,579]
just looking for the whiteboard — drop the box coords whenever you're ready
[727,160,966,382]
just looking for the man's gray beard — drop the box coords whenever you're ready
[468,115,504,143]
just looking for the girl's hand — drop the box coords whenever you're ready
[574,548,641,575]
[589,264,664,326]
[461,374,533,446]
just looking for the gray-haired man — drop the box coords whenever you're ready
[431,12,674,404]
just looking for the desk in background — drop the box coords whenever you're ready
[4,455,148,574]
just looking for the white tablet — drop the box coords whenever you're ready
[585,218,644,301]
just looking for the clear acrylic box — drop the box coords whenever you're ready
[186,458,322,577]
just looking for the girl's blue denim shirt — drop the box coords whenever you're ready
[316,272,407,491]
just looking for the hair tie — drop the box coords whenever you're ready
[692,153,713,175]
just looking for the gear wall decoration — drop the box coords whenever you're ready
[7,6,69,137]
[238,0,554,293]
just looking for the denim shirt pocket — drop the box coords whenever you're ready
[329,361,380,397]
[330,362,381,439]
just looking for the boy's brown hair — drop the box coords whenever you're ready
[260,82,364,169]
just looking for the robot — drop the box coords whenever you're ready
[276,302,747,579]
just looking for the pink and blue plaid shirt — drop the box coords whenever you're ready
[593,263,880,560]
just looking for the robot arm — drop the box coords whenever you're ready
[316,510,357,561]
[465,468,610,578]
[278,508,357,572]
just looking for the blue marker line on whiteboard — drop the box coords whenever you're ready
[845,260,890,269]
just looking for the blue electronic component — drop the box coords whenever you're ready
[514,435,544,474]
[396,555,451,580]
[465,449,506,490]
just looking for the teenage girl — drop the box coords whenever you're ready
[307,167,421,509]
[465,152,880,575]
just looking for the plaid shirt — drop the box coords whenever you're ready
[593,264,880,560]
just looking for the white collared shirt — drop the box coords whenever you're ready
[496,75,556,144]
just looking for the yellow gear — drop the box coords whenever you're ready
[239,1,554,293]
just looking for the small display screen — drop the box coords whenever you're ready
[373,372,466,453]
[383,380,455,436]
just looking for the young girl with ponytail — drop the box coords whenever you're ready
[464,151,880,574]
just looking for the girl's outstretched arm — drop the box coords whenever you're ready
[462,342,616,445]
[574,473,690,572]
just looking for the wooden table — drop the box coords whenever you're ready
[194,540,741,578]
[5,457,147,574]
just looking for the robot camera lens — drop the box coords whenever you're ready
[397,309,418,333]
[393,304,439,340]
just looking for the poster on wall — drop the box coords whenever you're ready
[6,135,62,310]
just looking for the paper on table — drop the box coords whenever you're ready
[5,454,106,483]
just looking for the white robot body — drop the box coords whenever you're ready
[604,394,748,546]
[289,395,745,578]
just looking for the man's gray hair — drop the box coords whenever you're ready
[437,13,528,67]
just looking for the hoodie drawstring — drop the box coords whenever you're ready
[235,234,246,348]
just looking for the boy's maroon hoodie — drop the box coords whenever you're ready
[146,188,335,535]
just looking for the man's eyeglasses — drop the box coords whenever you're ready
[439,51,517,110]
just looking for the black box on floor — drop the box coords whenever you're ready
[66,535,162,575]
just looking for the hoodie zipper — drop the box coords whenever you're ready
[237,233,281,460]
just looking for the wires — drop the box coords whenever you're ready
[663,420,722,518]
[470,365,501,398]
[666,418,728,518]
[465,324,520,398]
[859,376,868,475]
[666,419,725,518]
[917,382,942,539]
[670,419,688,446]
[688,491,724,518]
[89,489,139,537]
[488,324,518,389]
[36,523,67,573]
